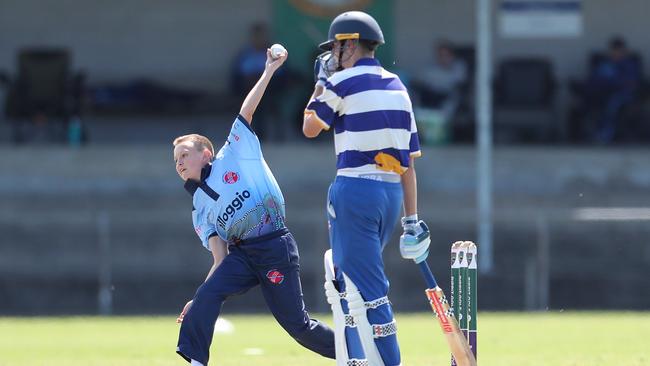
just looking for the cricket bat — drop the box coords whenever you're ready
[418,260,477,366]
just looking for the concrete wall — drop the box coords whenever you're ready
[1,145,650,314]
[1,0,648,92]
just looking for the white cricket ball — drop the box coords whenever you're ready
[270,43,286,59]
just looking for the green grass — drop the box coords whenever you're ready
[1,312,649,365]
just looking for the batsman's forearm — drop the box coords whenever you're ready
[401,158,418,216]
[239,70,274,123]
[311,85,324,100]
[303,85,324,111]
[302,85,325,138]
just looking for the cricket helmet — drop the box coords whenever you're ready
[319,11,385,50]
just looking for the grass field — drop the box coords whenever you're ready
[1,312,648,366]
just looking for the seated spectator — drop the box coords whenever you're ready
[230,22,287,141]
[231,23,269,97]
[582,37,641,143]
[412,40,467,144]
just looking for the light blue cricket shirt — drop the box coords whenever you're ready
[184,114,286,249]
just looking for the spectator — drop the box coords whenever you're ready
[412,40,467,143]
[583,36,642,143]
[230,22,287,141]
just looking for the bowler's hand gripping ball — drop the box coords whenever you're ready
[270,44,286,59]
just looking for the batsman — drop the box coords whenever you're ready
[303,11,431,366]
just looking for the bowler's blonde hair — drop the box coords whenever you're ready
[173,134,215,160]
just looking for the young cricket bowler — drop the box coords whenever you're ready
[173,47,334,366]
[303,11,431,366]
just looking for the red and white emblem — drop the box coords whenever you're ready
[266,269,285,284]
[223,171,239,184]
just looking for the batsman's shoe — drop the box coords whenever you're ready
[400,219,430,263]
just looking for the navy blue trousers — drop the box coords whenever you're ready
[176,229,335,365]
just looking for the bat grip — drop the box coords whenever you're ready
[417,260,438,289]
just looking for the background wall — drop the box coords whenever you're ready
[1,144,649,314]
[2,0,648,91]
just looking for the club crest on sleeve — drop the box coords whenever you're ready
[266,269,285,284]
[223,171,239,184]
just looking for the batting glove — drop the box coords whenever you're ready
[399,215,431,264]
[314,51,336,87]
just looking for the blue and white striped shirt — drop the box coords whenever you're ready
[306,58,421,179]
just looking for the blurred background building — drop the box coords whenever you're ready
[0,0,649,315]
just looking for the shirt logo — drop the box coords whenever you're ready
[216,190,251,229]
[266,269,285,284]
[223,171,239,184]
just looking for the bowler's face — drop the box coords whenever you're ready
[173,141,207,182]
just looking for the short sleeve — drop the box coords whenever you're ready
[305,85,344,130]
[409,110,422,158]
[192,208,218,251]
[226,114,262,159]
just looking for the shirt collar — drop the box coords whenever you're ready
[183,164,212,196]
[354,58,380,67]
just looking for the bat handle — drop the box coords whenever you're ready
[417,260,438,289]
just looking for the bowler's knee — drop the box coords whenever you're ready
[283,318,312,339]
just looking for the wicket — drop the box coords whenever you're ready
[450,241,478,365]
